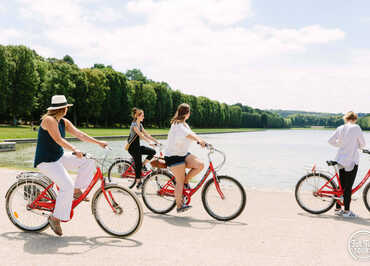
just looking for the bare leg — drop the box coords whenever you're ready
[184,154,204,184]
[170,164,186,208]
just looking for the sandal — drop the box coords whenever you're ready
[48,216,63,236]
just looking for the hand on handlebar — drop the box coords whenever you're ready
[72,149,84,158]
[98,141,108,149]
[197,140,207,148]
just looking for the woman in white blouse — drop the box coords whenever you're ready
[164,103,206,213]
[328,111,366,217]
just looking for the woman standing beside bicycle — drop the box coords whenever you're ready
[328,111,366,217]
[127,108,160,186]
[164,103,206,213]
[34,95,107,236]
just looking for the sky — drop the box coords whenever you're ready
[0,0,369,113]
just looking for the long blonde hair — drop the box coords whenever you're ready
[41,108,67,121]
[170,103,190,124]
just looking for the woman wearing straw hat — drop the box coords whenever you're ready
[34,95,107,236]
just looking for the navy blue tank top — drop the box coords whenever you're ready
[34,118,65,167]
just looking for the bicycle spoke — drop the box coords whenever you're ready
[295,174,335,214]
[93,186,143,237]
[6,181,53,232]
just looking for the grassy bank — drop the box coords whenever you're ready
[0,125,262,141]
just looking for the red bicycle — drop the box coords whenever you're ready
[295,149,370,214]
[141,144,246,221]
[107,144,164,189]
[5,148,144,237]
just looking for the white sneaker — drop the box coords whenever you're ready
[342,211,357,218]
[334,209,344,216]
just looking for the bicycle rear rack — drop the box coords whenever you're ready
[303,164,335,176]
[16,171,53,186]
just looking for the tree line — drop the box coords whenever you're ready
[273,112,369,130]
[0,44,290,129]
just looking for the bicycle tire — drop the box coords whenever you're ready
[92,184,143,238]
[295,173,336,214]
[108,159,136,189]
[363,182,370,212]
[141,170,176,214]
[202,175,246,221]
[5,179,56,232]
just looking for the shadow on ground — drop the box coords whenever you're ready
[145,212,247,229]
[297,212,370,226]
[1,231,142,255]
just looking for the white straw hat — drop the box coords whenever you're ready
[47,95,73,110]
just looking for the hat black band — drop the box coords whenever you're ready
[51,102,68,107]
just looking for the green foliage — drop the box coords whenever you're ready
[0,44,290,129]
[359,116,370,130]
[63,55,74,65]
[6,45,39,124]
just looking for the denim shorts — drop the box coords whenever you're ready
[164,152,191,167]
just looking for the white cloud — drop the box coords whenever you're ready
[127,0,253,26]
[0,29,22,43]
[4,0,362,113]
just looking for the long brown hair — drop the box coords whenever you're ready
[41,108,67,121]
[132,107,144,121]
[170,103,190,124]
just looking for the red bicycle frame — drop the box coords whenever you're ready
[121,162,152,178]
[315,168,370,206]
[158,160,224,205]
[27,166,119,221]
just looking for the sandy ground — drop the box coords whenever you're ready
[0,167,369,266]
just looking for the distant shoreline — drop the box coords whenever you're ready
[1,128,264,143]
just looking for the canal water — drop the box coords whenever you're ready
[1,130,369,191]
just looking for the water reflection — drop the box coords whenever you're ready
[1,130,369,190]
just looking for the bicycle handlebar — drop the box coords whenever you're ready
[197,142,226,171]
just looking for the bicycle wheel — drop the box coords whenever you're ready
[142,170,176,214]
[108,159,136,189]
[295,173,336,214]
[92,185,143,238]
[202,175,246,221]
[5,179,56,232]
[363,183,370,212]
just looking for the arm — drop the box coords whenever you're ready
[358,128,366,149]
[186,133,206,147]
[328,128,341,147]
[142,128,159,144]
[64,118,107,148]
[133,125,153,144]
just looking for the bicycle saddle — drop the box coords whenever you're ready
[326,161,338,166]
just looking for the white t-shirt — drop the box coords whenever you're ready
[328,123,366,171]
[165,122,194,157]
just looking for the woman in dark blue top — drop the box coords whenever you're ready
[34,95,107,236]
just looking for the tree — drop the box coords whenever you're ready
[0,45,9,118]
[81,68,109,125]
[63,54,75,65]
[6,45,39,124]
[153,82,173,127]
[125,69,147,82]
